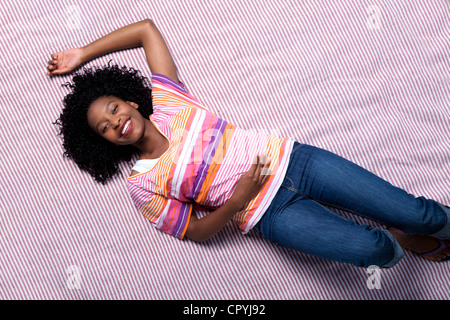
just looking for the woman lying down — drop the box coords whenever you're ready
[48,19,450,268]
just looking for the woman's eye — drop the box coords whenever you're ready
[113,105,118,113]
[102,124,108,133]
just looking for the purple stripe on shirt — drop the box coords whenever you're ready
[189,117,228,201]
[152,73,188,93]
[172,202,191,239]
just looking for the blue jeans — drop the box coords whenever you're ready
[256,142,450,268]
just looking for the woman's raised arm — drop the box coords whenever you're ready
[47,19,179,83]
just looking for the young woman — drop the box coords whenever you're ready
[48,19,450,268]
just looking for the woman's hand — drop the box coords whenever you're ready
[186,154,272,242]
[229,154,272,210]
[47,48,84,76]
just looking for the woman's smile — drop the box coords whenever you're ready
[120,118,133,137]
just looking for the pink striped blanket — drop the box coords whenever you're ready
[1,0,449,299]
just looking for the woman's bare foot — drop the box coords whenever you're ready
[387,227,450,261]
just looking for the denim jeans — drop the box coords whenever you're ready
[256,142,450,268]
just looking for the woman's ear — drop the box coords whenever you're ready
[127,101,139,109]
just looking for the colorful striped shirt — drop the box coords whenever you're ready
[127,74,294,239]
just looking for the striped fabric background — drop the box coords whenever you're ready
[1,0,449,299]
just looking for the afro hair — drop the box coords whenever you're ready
[54,62,153,184]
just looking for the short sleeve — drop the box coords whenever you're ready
[152,73,189,94]
[151,195,192,239]
[128,181,192,239]
[151,73,207,112]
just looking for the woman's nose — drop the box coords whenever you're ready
[112,117,121,129]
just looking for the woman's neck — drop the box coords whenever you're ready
[134,119,169,159]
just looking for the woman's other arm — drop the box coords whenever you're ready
[185,155,271,242]
[47,19,179,83]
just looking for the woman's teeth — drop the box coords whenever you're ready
[121,119,131,136]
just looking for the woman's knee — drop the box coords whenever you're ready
[360,229,404,269]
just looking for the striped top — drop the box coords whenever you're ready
[127,74,294,239]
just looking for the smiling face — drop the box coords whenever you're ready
[87,96,147,146]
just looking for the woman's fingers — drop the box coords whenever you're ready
[252,153,272,184]
[46,53,60,76]
[261,155,272,177]
[248,154,259,175]
[260,155,272,184]
[47,56,56,75]
[254,155,262,177]
[261,168,271,184]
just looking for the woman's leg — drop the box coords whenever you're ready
[257,142,450,266]
[287,144,449,238]
[257,194,404,268]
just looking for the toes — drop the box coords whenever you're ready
[424,254,443,262]
[426,248,450,262]
[420,240,450,262]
